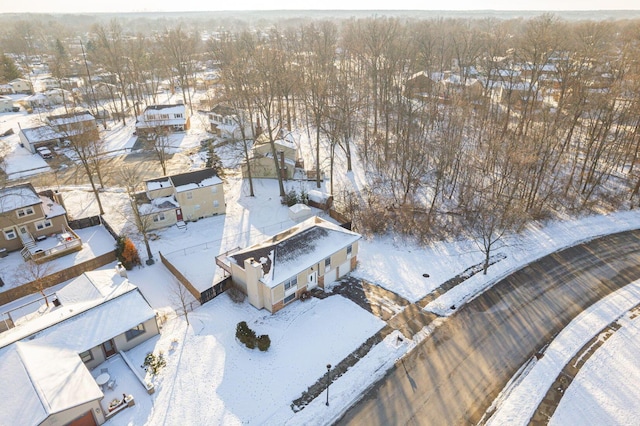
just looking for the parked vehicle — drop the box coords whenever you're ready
[36,146,53,159]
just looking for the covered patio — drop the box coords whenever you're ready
[91,353,152,421]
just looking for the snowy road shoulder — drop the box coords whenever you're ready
[485,279,640,425]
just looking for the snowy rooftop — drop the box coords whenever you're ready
[139,195,180,215]
[308,189,331,203]
[0,184,42,213]
[146,178,172,191]
[0,269,154,425]
[40,195,66,218]
[0,269,145,349]
[230,216,360,287]
[20,125,61,144]
[47,111,95,127]
[146,168,222,194]
[144,104,185,114]
[255,132,297,151]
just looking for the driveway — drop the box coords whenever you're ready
[337,229,640,426]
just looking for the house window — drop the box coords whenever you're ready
[175,113,183,119]
[213,200,219,208]
[325,257,331,272]
[35,219,52,230]
[16,207,35,218]
[284,276,298,291]
[211,186,217,194]
[125,323,146,341]
[187,192,193,200]
[153,213,165,222]
[284,293,296,305]
[3,229,16,240]
[79,350,94,363]
[347,245,353,258]
[160,114,169,120]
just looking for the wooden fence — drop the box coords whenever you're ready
[0,250,117,306]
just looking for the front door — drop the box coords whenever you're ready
[19,226,29,238]
[307,271,318,290]
[176,208,183,221]
[102,339,116,358]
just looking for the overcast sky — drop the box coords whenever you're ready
[1,1,638,14]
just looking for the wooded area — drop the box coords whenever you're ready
[3,14,640,266]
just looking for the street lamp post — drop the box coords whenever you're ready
[326,364,331,406]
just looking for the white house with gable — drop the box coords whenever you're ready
[136,103,190,137]
[0,268,159,426]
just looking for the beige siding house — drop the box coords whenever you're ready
[242,133,298,180]
[226,216,360,313]
[141,168,225,231]
[0,184,80,262]
[0,268,159,426]
[9,78,33,94]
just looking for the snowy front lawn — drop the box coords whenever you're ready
[111,294,385,425]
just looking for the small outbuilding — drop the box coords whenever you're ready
[288,203,312,222]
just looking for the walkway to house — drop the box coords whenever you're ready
[294,255,508,413]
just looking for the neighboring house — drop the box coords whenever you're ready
[19,111,97,153]
[222,216,360,313]
[490,80,542,111]
[0,84,12,95]
[20,92,48,109]
[404,71,437,99]
[0,268,159,426]
[0,95,14,112]
[8,78,33,94]
[135,104,190,137]
[207,104,255,140]
[0,184,80,262]
[140,168,225,230]
[437,74,485,101]
[35,76,61,92]
[18,125,62,153]
[43,88,72,106]
[46,110,98,142]
[242,132,298,180]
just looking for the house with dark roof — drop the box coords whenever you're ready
[140,168,225,230]
[224,216,360,313]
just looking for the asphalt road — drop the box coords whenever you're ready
[337,229,640,426]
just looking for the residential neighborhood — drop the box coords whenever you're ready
[2,6,640,426]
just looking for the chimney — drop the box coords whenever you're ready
[116,262,128,278]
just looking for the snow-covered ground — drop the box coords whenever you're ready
[4,88,640,424]
[486,280,640,425]
[108,294,390,425]
[0,225,116,291]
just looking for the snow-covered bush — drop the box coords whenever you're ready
[141,351,166,376]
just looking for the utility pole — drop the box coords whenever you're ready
[80,39,104,128]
